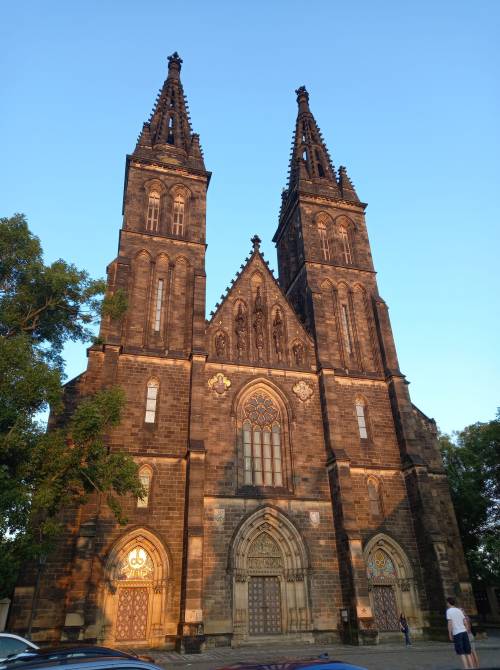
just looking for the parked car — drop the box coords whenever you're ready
[1,647,138,667]
[218,661,368,670]
[0,635,38,663]
[0,657,162,670]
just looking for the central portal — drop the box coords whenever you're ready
[248,576,282,635]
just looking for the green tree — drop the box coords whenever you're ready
[0,213,138,598]
[439,410,500,586]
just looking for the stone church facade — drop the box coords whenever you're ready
[10,53,473,649]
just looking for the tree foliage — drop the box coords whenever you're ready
[0,214,138,598]
[439,410,500,586]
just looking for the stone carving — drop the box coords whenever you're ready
[235,303,247,359]
[272,307,285,362]
[214,331,227,358]
[213,508,225,525]
[244,394,278,426]
[309,510,320,526]
[293,380,314,402]
[247,532,283,569]
[292,341,304,366]
[208,372,231,395]
[253,286,265,361]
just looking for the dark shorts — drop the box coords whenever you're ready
[453,631,472,655]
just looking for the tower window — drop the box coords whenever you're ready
[318,222,330,260]
[137,466,152,508]
[153,279,164,332]
[340,226,353,264]
[341,303,354,356]
[146,191,160,232]
[356,399,368,439]
[241,393,283,488]
[317,163,325,177]
[173,194,185,235]
[145,380,159,424]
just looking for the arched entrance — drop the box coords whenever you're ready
[99,528,170,646]
[230,507,312,645]
[364,534,423,635]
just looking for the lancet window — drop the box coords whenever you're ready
[341,303,354,356]
[367,477,382,517]
[172,194,185,235]
[153,279,164,332]
[240,392,283,487]
[318,220,330,260]
[340,226,353,265]
[144,380,159,424]
[146,191,160,232]
[356,398,369,440]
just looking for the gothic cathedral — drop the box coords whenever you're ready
[10,53,473,648]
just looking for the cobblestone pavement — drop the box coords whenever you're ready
[139,636,500,670]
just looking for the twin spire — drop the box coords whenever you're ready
[134,53,359,202]
[286,85,359,202]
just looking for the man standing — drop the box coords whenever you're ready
[446,597,473,669]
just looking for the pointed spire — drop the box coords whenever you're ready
[286,86,340,196]
[134,52,205,170]
[338,165,360,202]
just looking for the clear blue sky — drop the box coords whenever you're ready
[1,1,499,434]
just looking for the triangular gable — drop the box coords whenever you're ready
[206,238,313,370]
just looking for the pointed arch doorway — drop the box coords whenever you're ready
[230,507,312,645]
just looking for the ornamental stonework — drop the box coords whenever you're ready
[208,372,231,395]
[293,380,313,402]
[244,393,278,425]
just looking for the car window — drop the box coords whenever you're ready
[0,639,29,657]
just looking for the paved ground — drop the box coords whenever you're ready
[141,632,500,670]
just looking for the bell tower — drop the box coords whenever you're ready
[274,86,474,641]
[101,52,210,358]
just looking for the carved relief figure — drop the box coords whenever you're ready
[292,341,304,366]
[253,286,265,361]
[235,303,247,359]
[272,307,285,362]
[214,330,227,358]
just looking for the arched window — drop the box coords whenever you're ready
[339,226,353,264]
[367,478,382,517]
[355,398,369,440]
[144,379,159,424]
[318,220,330,260]
[153,279,164,332]
[137,466,153,508]
[341,303,354,356]
[146,191,160,232]
[172,194,184,235]
[240,392,283,487]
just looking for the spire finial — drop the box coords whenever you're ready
[167,51,182,78]
[295,85,310,113]
[251,235,261,251]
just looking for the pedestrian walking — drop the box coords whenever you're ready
[446,596,474,669]
[462,608,480,669]
[399,612,411,646]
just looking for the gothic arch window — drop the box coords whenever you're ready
[137,465,153,509]
[339,224,353,265]
[355,396,369,441]
[144,379,159,424]
[146,191,160,232]
[340,301,354,356]
[172,193,185,236]
[317,218,330,260]
[237,389,286,488]
[367,477,382,517]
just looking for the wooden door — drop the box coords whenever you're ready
[115,587,149,641]
[372,585,399,631]
[248,576,282,635]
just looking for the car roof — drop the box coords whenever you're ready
[217,663,367,670]
[26,648,135,657]
[1,658,161,670]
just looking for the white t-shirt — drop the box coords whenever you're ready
[446,606,467,635]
